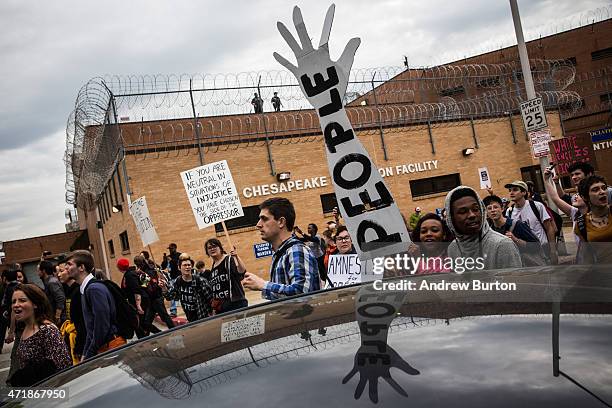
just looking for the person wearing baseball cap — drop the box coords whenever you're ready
[505,180,558,264]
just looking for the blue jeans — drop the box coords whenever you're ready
[170,299,177,315]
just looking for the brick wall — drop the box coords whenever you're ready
[90,113,562,283]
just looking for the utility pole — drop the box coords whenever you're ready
[509,0,557,212]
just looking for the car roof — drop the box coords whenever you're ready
[26,264,612,407]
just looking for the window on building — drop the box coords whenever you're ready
[439,86,465,97]
[564,57,577,66]
[409,174,461,198]
[520,165,544,193]
[214,205,261,233]
[320,193,338,214]
[119,231,130,253]
[108,239,115,257]
[591,47,612,61]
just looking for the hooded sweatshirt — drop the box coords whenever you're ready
[444,186,522,270]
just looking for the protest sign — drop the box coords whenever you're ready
[327,254,376,286]
[180,160,244,230]
[253,242,273,259]
[478,167,491,189]
[549,134,598,176]
[273,5,410,260]
[128,196,159,247]
[221,315,266,343]
[528,129,552,158]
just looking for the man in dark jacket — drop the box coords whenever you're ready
[161,243,181,317]
[118,258,150,338]
[38,260,66,324]
[66,250,125,360]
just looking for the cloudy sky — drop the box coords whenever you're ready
[0,0,610,243]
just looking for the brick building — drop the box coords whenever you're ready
[69,18,612,282]
[79,113,563,282]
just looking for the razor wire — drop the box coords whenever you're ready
[118,315,453,400]
[65,61,609,210]
[435,6,612,65]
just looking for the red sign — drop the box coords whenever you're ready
[549,134,598,176]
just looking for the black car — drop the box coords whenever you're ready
[4,264,612,407]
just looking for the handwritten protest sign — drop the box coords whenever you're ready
[180,160,244,229]
[528,129,551,158]
[327,254,376,286]
[549,134,598,176]
[274,5,410,260]
[128,196,159,246]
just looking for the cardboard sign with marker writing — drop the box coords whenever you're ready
[549,134,598,176]
[129,196,159,247]
[180,160,244,230]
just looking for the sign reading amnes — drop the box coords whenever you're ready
[520,97,547,133]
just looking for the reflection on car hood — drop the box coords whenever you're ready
[23,265,612,407]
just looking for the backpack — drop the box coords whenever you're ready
[508,199,561,236]
[88,280,139,340]
[507,219,547,266]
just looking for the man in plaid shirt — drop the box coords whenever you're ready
[243,197,320,300]
[162,254,213,322]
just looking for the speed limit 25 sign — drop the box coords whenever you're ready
[519,97,548,132]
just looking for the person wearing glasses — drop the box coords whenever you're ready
[333,226,356,255]
[204,239,248,314]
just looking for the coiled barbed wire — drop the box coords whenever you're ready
[65,60,608,210]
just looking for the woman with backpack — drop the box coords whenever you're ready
[204,239,248,314]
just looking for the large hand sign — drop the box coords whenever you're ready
[274,5,411,260]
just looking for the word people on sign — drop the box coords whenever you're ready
[549,134,598,176]
[221,315,266,343]
[253,242,273,259]
[273,5,410,260]
[180,160,244,229]
[528,129,552,158]
[520,97,547,133]
[327,254,376,286]
[478,167,491,190]
[128,196,159,246]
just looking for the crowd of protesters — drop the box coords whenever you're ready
[0,160,609,386]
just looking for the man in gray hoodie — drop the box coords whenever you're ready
[444,186,522,270]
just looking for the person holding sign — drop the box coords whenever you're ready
[332,226,355,255]
[204,239,248,314]
[242,198,320,300]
